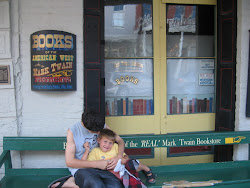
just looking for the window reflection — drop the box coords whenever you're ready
[105,59,153,98]
[167,59,215,114]
[104,0,154,116]
[167,5,196,33]
[166,5,215,57]
[113,5,125,28]
[166,4,215,115]
[105,59,154,116]
[105,2,153,58]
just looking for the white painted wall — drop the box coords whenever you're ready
[13,0,84,168]
[1,0,84,174]
[0,0,18,179]
[234,0,250,160]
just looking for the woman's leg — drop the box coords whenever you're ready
[74,168,123,188]
[98,170,123,188]
[74,168,105,188]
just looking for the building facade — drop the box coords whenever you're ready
[0,0,250,178]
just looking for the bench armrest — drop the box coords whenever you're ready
[0,150,12,169]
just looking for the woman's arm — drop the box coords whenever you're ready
[65,129,108,169]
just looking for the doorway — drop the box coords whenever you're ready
[104,0,216,166]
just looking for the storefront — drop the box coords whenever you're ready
[0,0,250,177]
[103,0,217,166]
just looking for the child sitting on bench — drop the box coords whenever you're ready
[82,128,156,187]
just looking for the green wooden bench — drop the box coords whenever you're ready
[1,132,250,187]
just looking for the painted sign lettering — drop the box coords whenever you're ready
[122,135,246,148]
[31,30,76,91]
[61,135,247,150]
[115,75,139,85]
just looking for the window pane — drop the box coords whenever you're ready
[105,0,154,117]
[167,59,215,114]
[105,2,153,58]
[166,5,215,57]
[105,59,154,116]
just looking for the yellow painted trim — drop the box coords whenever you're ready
[159,3,168,134]
[162,150,214,166]
[139,148,161,166]
[133,149,213,166]
[162,0,216,5]
[165,113,216,133]
[153,0,162,120]
[106,116,161,135]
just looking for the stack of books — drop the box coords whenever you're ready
[169,96,213,114]
[106,98,154,116]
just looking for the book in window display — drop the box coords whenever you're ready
[105,97,154,116]
[168,96,214,114]
[167,59,215,115]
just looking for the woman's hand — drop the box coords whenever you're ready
[95,160,109,170]
[107,154,122,170]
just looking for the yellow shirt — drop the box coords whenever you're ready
[87,143,125,161]
[87,143,126,180]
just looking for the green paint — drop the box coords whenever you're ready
[3,131,250,150]
[1,131,250,188]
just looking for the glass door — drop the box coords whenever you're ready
[104,0,162,166]
[161,1,217,165]
[104,0,217,166]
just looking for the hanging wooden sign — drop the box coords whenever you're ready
[31,30,76,91]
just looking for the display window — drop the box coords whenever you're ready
[104,0,217,166]
[166,4,215,115]
[167,58,215,114]
[105,0,154,116]
[166,5,215,58]
[105,59,154,116]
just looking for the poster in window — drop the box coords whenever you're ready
[31,30,76,91]
[167,5,196,33]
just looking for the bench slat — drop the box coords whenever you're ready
[4,131,250,150]
[3,137,66,150]
[6,168,69,176]
[2,161,250,188]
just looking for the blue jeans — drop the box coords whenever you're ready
[74,168,123,188]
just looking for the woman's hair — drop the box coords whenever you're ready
[98,128,116,142]
[81,110,104,132]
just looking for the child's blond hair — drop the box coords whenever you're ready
[99,128,116,142]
